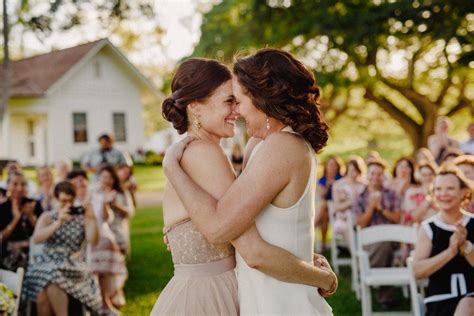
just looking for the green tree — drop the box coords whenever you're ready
[194,0,473,149]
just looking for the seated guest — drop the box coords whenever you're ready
[413,164,474,316]
[0,172,43,271]
[316,155,344,250]
[388,157,419,199]
[23,181,102,315]
[91,165,132,312]
[116,164,138,208]
[55,159,73,183]
[35,166,55,212]
[0,161,37,197]
[403,161,438,224]
[453,155,474,213]
[332,156,366,249]
[428,116,460,165]
[460,122,473,155]
[66,169,91,204]
[355,159,401,308]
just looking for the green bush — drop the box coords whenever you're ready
[144,151,164,166]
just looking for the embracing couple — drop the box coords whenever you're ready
[151,48,336,316]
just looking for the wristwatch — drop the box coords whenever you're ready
[462,241,473,256]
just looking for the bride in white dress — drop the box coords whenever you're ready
[164,48,334,315]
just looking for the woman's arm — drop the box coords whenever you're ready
[0,212,21,240]
[109,194,130,218]
[32,212,61,244]
[173,140,337,289]
[232,225,337,291]
[84,203,99,245]
[165,133,298,243]
[332,182,352,212]
[413,226,457,279]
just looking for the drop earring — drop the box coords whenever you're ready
[265,115,270,130]
[193,118,202,129]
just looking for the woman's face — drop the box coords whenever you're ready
[395,160,412,180]
[193,80,237,138]
[57,192,74,209]
[326,158,339,177]
[70,176,88,193]
[38,169,53,186]
[100,171,115,189]
[419,166,435,186]
[117,167,130,182]
[347,164,360,180]
[8,175,27,199]
[232,77,268,138]
[435,120,449,134]
[433,174,466,213]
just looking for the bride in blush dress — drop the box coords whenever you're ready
[152,58,336,315]
[164,49,335,315]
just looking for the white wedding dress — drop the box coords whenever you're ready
[236,128,333,315]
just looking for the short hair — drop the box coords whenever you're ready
[367,158,387,170]
[98,134,113,142]
[54,181,76,199]
[66,169,88,181]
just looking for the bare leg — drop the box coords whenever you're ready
[454,297,474,316]
[46,283,68,316]
[99,274,121,314]
[36,289,52,316]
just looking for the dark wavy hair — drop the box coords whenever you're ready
[162,58,232,134]
[393,157,418,185]
[98,165,124,194]
[233,48,329,152]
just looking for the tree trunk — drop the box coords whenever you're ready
[1,0,10,121]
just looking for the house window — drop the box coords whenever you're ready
[113,113,127,142]
[73,112,88,143]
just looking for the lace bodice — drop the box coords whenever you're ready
[165,219,234,265]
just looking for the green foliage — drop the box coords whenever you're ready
[194,0,474,149]
[134,165,167,192]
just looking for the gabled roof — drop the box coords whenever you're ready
[0,39,162,98]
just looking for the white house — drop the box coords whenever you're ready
[0,39,163,166]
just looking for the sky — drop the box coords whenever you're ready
[3,0,209,76]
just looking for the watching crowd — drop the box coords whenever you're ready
[0,134,136,316]
[315,119,473,315]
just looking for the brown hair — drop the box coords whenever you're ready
[99,165,124,194]
[323,155,345,178]
[393,157,418,185]
[367,159,387,170]
[162,58,232,134]
[54,181,76,199]
[347,155,367,176]
[233,48,328,152]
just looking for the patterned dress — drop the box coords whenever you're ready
[23,212,102,313]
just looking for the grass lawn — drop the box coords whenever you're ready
[124,206,363,315]
[133,165,166,192]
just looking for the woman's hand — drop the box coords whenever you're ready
[11,199,22,220]
[163,136,196,176]
[57,206,72,225]
[313,254,338,297]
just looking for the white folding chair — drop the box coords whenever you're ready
[406,256,428,316]
[356,224,417,316]
[328,201,352,274]
[0,268,25,316]
[346,211,361,300]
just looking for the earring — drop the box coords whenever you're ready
[265,115,270,130]
[193,118,202,130]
